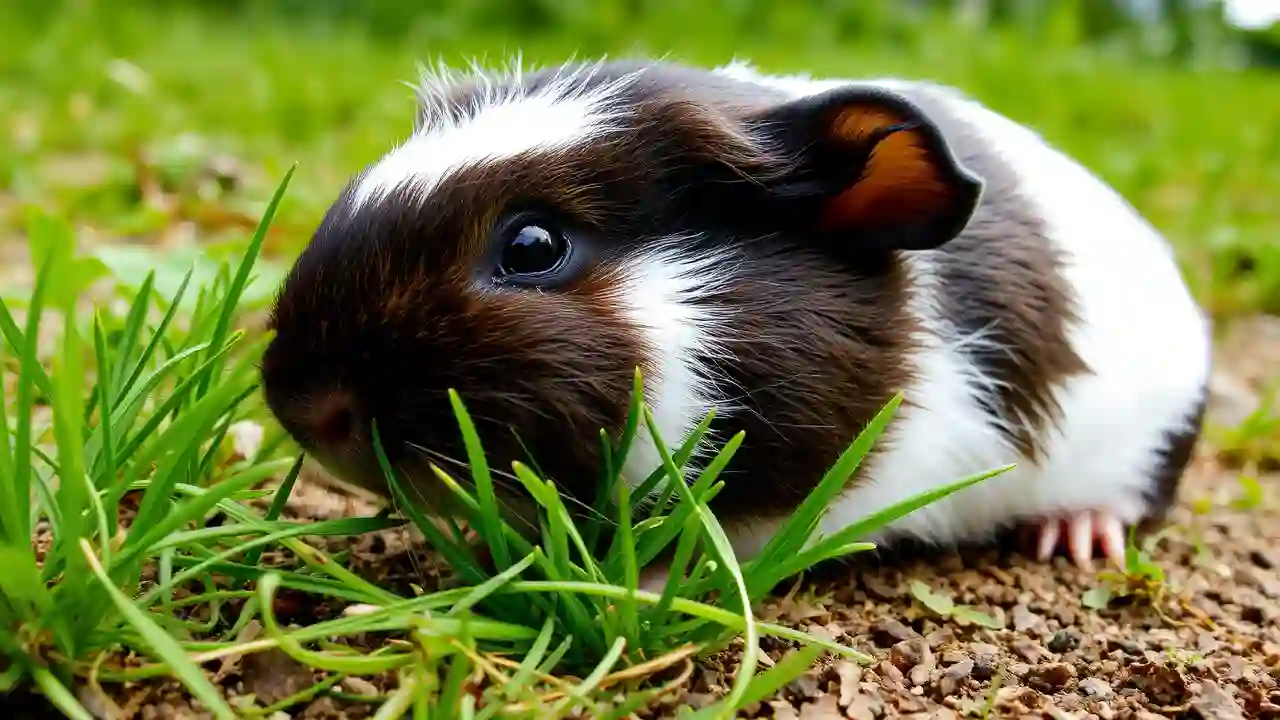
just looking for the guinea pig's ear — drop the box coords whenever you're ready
[744,85,984,253]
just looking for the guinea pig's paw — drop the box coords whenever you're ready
[1019,509,1128,571]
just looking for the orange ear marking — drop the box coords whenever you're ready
[818,106,957,234]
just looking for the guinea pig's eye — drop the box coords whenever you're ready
[498,224,570,278]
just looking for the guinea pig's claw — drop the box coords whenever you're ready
[1068,512,1095,570]
[1034,520,1061,563]
[1030,510,1127,571]
[1096,514,1127,568]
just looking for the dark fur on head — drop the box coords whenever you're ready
[260,59,991,527]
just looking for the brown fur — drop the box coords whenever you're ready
[694,252,921,515]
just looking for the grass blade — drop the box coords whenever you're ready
[9,233,60,544]
[641,405,759,716]
[495,581,868,661]
[91,315,117,488]
[81,540,238,720]
[0,298,54,401]
[748,393,903,579]
[122,362,258,549]
[47,242,93,633]
[447,551,536,616]
[196,165,295,397]
[109,269,156,393]
[550,636,626,716]
[30,667,95,720]
[800,465,1013,565]
[240,453,305,571]
[500,617,556,703]
[586,366,646,550]
[372,423,487,585]
[0,332,19,545]
[697,644,826,718]
[448,389,511,569]
[117,268,194,400]
[257,574,413,675]
[615,481,639,644]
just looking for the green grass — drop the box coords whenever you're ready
[1212,384,1280,469]
[0,169,1011,716]
[3,2,1278,317]
[2,1,1276,715]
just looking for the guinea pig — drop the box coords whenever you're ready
[260,58,1212,578]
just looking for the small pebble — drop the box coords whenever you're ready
[1047,705,1078,720]
[341,677,379,696]
[972,648,999,681]
[874,618,920,646]
[768,700,800,720]
[834,661,863,706]
[925,627,957,647]
[1057,692,1083,711]
[1029,662,1076,692]
[1106,637,1143,655]
[1014,638,1047,662]
[1048,629,1082,654]
[909,661,934,688]
[1197,632,1223,655]
[1012,604,1043,633]
[939,658,974,697]
[792,672,823,699]
[861,573,903,601]
[891,639,929,671]
[879,659,906,685]
[846,693,882,720]
[797,694,839,720]
[1079,677,1114,700]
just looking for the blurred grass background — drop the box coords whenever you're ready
[3,0,1279,318]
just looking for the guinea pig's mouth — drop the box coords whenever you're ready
[401,441,545,535]
[306,436,543,537]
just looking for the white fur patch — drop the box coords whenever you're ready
[712,63,1212,560]
[609,240,742,499]
[350,63,636,211]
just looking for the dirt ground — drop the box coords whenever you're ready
[12,316,1279,719]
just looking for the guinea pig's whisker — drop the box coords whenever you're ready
[408,442,616,527]
[474,405,555,427]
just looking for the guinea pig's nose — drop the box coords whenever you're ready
[302,391,359,448]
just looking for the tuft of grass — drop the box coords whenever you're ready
[1081,530,1168,611]
[1211,385,1280,471]
[1082,528,1220,631]
[0,169,399,715]
[1079,527,1198,629]
[3,170,1012,717]
[1229,473,1267,511]
[362,370,1011,716]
